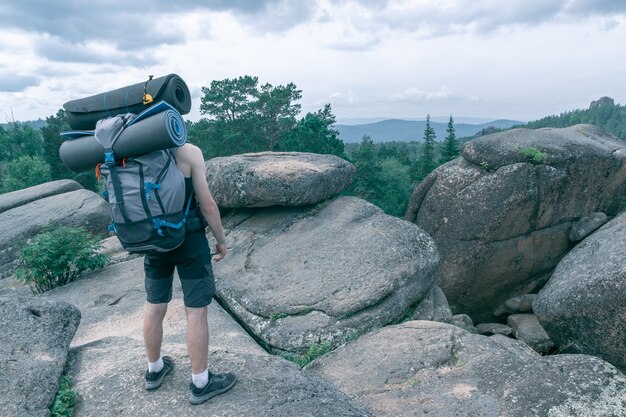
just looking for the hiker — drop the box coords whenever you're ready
[141,142,236,405]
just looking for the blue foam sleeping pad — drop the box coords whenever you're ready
[59,101,187,173]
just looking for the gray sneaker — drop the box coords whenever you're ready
[145,356,174,390]
[189,372,236,405]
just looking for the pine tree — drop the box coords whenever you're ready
[418,114,436,179]
[349,135,382,202]
[439,115,459,164]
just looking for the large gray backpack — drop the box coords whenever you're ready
[95,115,192,254]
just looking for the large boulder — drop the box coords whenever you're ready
[0,295,81,417]
[0,179,83,214]
[307,320,626,417]
[213,196,439,353]
[405,125,626,321]
[205,152,355,207]
[43,257,371,417]
[0,189,110,281]
[534,210,626,372]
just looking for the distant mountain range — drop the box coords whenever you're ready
[336,119,523,143]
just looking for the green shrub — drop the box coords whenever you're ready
[16,225,108,294]
[50,375,75,417]
[282,340,332,368]
[515,145,547,164]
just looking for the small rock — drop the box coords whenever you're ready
[494,294,537,317]
[568,212,608,242]
[451,314,477,333]
[411,286,452,323]
[507,314,554,354]
[476,323,513,336]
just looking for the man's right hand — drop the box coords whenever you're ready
[213,242,228,262]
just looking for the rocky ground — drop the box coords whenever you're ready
[1,143,626,416]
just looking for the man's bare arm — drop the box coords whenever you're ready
[182,145,228,261]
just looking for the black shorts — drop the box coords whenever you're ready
[144,231,215,308]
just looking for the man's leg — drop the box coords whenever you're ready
[143,301,174,390]
[185,306,209,374]
[185,304,236,405]
[144,302,168,362]
[178,232,235,404]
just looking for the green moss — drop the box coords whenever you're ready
[281,340,332,368]
[269,313,289,321]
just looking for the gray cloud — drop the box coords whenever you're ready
[0,74,41,92]
[33,36,158,66]
[564,0,626,15]
[0,1,313,56]
[240,0,316,32]
[333,0,626,45]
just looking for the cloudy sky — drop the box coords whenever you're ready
[1,0,625,124]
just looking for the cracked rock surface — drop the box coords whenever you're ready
[404,124,626,321]
[213,196,439,353]
[0,295,81,417]
[205,152,355,207]
[306,320,626,417]
[0,189,110,281]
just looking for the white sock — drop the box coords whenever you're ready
[148,357,164,373]
[192,369,209,388]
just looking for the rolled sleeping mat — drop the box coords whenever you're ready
[63,73,191,130]
[59,102,187,172]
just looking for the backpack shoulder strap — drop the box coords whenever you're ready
[95,114,135,223]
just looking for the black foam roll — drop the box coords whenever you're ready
[63,74,191,130]
[59,108,187,172]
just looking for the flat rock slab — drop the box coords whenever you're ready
[307,320,626,417]
[0,179,83,214]
[67,337,371,416]
[43,256,264,355]
[44,254,370,416]
[214,197,439,353]
[535,210,626,372]
[205,152,355,207]
[0,295,81,417]
[405,124,626,321]
[0,189,110,280]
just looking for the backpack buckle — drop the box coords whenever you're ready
[104,151,115,165]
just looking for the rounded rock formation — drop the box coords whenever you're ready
[405,125,626,321]
[205,152,355,208]
[534,210,626,372]
[213,196,440,353]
